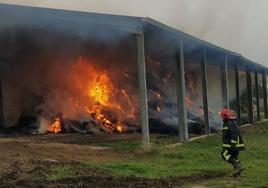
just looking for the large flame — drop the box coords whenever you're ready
[46,57,136,133]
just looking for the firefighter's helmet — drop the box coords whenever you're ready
[219,108,236,120]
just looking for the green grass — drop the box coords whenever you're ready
[90,145,224,180]
[202,122,268,188]
[88,135,228,178]
[48,165,75,180]
[47,122,268,187]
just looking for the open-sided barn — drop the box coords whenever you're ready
[0,3,267,147]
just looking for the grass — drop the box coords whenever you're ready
[200,123,268,188]
[87,134,228,178]
[90,137,224,178]
[47,121,268,187]
[49,165,76,180]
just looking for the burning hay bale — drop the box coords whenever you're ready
[37,115,129,135]
[2,57,140,135]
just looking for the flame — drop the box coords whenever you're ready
[121,89,135,119]
[185,72,194,91]
[47,117,61,133]
[45,57,136,134]
[89,75,110,105]
[155,92,161,99]
[70,58,121,111]
[123,72,131,78]
[198,106,204,114]
[185,95,193,107]
[150,89,161,99]
[115,123,124,132]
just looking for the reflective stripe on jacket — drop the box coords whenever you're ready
[222,119,245,150]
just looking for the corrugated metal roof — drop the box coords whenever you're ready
[0,3,267,71]
[142,18,267,71]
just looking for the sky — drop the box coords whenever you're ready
[0,0,267,66]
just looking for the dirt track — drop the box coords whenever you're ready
[0,133,225,187]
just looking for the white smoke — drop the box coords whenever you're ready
[38,117,48,134]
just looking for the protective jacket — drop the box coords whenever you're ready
[222,119,245,150]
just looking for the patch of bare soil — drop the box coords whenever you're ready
[0,132,141,145]
[38,172,224,188]
[0,133,140,163]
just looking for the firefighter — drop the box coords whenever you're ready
[219,108,245,177]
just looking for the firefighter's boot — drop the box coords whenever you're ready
[228,158,243,177]
[233,161,243,177]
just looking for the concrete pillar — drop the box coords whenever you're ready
[0,74,3,130]
[246,69,253,124]
[201,49,210,134]
[176,39,188,142]
[136,31,150,149]
[235,63,242,125]
[221,55,229,108]
[262,72,268,118]
[255,72,261,121]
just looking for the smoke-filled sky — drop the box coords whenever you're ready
[1,0,268,66]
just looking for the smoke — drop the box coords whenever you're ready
[0,1,267,133]
[1,0,268,66]
[0,25,140,128]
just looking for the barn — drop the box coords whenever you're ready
[0,3,267,148]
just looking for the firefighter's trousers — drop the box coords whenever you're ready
[221,148,240,167]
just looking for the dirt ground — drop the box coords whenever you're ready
[0,133,224,187]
